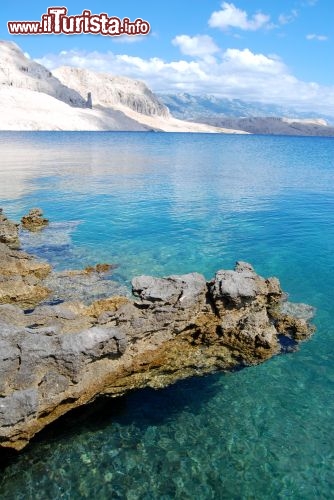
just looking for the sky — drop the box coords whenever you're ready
[1,1,334,114]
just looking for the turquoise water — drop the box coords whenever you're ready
[0,132,333,499]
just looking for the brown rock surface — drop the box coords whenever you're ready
[21,208,49,231]
[0,242,51,308]
[0,208,19,248]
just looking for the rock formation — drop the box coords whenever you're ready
[0,241,51,308]
[0,208,19,248]
[21,208,49,231]
[0,212,315,451]
[53,66,170,119]
[0,41,86,108]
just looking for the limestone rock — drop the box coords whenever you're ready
[54,66,170,119]
[0,242,51,308]
[0,41,87,108]
[132,272,207,308]
[21,208,49,231]
[0,258,315,451]
[0,209,19,248]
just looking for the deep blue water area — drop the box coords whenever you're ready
[0,132,333,499]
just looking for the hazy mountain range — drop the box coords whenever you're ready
[0,40,333,136]
[160,93,334,124]
[159,93,334,136]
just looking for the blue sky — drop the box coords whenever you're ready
[1,1,333,112]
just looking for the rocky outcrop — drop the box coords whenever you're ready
[0,209,19,248]
[0,247,315,450]
[0,242,51,308]
[0,211,315,451]
[0,211,51,308]
[21,208,49,231]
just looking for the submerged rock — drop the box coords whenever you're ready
[280,301,316,322]
[0,216,126,308]
[84,263,118,274]
[0,248,315,450]
[21,208,49,231]
[41,268,129,305]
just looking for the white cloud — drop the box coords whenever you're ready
[306,34,328,41]
[223,48,285,74]
[208,2,271,31]
[36,46,334,115]
[172,35,219,58]
[278,10,298,25]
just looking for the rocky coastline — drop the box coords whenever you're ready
[0,210,315,451]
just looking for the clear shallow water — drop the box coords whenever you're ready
[0,132,333,499]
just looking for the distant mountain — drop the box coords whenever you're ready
[53,66,170,119]
[0,40,86,108]
[51,66,244,133]
[193,116,334,137]
[159,93,334,136]
[0,41,244,133]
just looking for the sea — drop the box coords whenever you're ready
[0,131,333,499]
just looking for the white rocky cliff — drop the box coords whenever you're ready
[0,41,244,133]
[53,66,170,119]
[0,41,86,108]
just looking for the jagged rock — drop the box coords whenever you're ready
[272,313,314,341]
[21,208,49,231]
[0,242,51,308]
[0,257,315,451]
[0,209,19,248]
[210,261,281,310]
[132,272,207,308]
[208,263,284,363]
